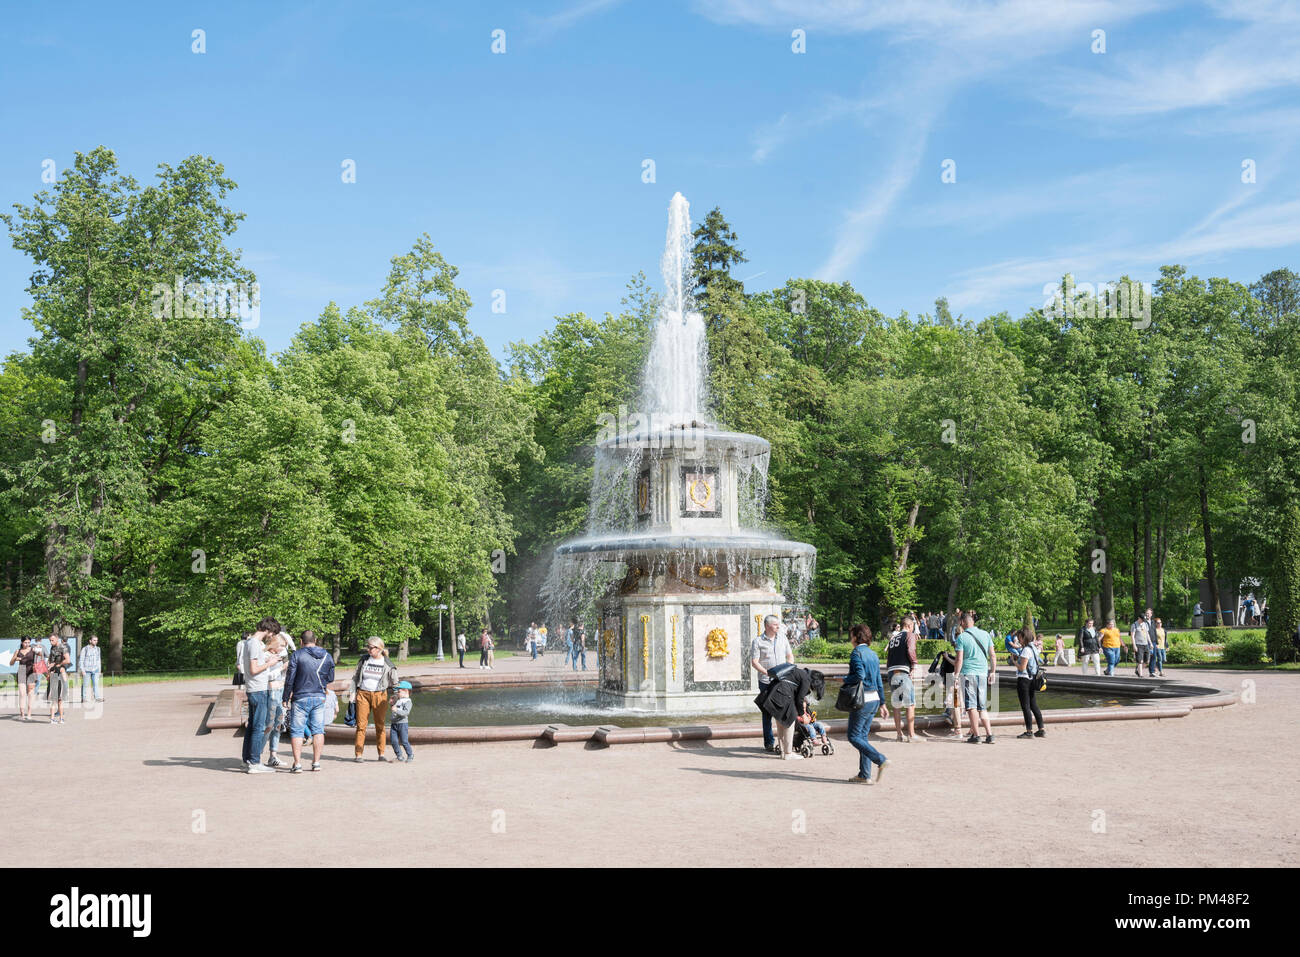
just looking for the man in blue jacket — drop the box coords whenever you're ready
[282,630,336,773]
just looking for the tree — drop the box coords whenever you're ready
[691,206,747,333]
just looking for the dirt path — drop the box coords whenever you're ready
[1,667,1294,867]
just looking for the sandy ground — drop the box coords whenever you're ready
[2,655,1296,867]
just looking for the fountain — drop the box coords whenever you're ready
[548,193,816,714]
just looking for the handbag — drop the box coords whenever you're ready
[836,678,866,712]
[34,658,49,676]
[1027,645,1046,693]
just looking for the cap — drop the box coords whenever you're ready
[397,681,412,690]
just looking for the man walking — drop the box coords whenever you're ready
[282,629,335,773]
[1077,617,1102,676]
[527,622,538,660]
[750,614,794,753]
[1130,610,1152,678]
[573,622,587,671]
[456,629,467,668]
[952,611,996,744]
[78,633,103,704]
[885,615,922,743]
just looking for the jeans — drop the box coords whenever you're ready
[1103,647,1120,675]
[389,721,412,758]
[267,695,285,753]
[573,647,586,670]
[530,642,537,660]
[458,648,465,667]
[243,689,271,764]
[290,695,326,738]
[1151,647,1166,672]
[847,703,886,779]
[80,671,101,702]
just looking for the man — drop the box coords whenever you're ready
[927,611,941,641]
[566,620,576,666]
[456,629,467,668]
[1130,610,1152,678]
[1077,617,1102,676]
[45,632,71,724]
[952,611,996,744]
[573,622,587,671]
[282,630,335,773]
[527,622,538,660]
[750,614,794,753]
[240,617,281,773]
[885,615,923,743]
[78,633,103,704]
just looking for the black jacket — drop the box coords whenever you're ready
[1077,626,1100,655]
[755,667,813,725]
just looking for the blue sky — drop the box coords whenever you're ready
[2,0,1299,363]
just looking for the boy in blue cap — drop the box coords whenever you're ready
[389,680,415,761]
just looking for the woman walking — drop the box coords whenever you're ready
[1015,628,1046,738]
[844,624,890,785]
[1151,618,1167,677]
[352,638,398,762]
[8,637,40,721]
[1100,619,1123,675]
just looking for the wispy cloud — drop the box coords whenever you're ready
[527,0,624,41]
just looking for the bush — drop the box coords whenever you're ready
[1165,642,1210,665]
[1222,633,1268,666]
[915,638,948,662]
[1170,631,1199,645]
[799,637,829,659]
[1199,626,1232,643]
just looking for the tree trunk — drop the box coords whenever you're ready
[399,571,410,661]
[1198,464,1223,626]
[447,582,456,656]
[1142,493,1153,611]
[109,590,124,673]
[945,574,960,620]
[1131,517,1142,621]
[1102,555,1115,625]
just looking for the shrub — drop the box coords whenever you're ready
[1165,643,1209,665]
[915,638,948,662]
[1170,631,1199,645]
[1199,626,1232,643]
[799,637,829,659]
[1222,633,1268,666]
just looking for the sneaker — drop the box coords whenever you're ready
[1034,729,1047,738]
[290,764,303,773]
[266,755,284,768]
[379,754,392,762]
[50,716,56,724]
[406,753,414,762]
[1017,731,1034,739]
[311,762,321,771]
[875,760,889,784]
[848,775,873,785]
[966,734,980,744]
[59,717,65,724]
[246,764,274,774]
[396,754,407,762]
[984,735,995,744]
[354,756,364,763]
[782,753,804,760]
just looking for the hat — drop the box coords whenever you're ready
[397,681,412,690]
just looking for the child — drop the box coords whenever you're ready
[389,680,415,762]
[799,699,829,748]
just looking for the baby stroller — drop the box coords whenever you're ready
[790,715,835,758]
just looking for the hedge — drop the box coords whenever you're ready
[1222,633,1268,666]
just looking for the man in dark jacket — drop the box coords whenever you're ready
[283,630,336,773]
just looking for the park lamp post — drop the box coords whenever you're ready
[432,593,449,660]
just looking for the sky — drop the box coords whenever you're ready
[2,0,1299,363]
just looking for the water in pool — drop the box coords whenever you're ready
[340,679,1133,728]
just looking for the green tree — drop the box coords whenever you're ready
[691,206,747,333]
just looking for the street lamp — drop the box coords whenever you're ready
[432,593,447,661]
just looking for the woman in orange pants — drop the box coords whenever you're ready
[351,637,398,762]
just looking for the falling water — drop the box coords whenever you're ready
[640,192,712,427]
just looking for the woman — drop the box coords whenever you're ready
[1099,618,1123,675]
[1015,628,1046,738]
[844,624,890,785]
[351,638,399,762]
[1151,618,1167,677]
[758,664,826,761]
[8,637,40,721]
[479,628,491,670]
[263,633,289,768]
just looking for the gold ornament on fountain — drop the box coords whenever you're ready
[670,615,678,680]
[688,477,713,508]
[697,564,716,578]
[640,614,651,678]
[705,627,730,659]
[601,629,616,658]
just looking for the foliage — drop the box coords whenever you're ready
[1222,633,1268,666]
[1165,642,1211,664]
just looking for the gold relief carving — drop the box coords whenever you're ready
[670,615,678,680]
[637,473,650,513]
[706,627,730,659]
[697,564,716,578]
[754,614,762,634]
[601,629,616,657]
[640,614,650,678]
[688,477,713,508]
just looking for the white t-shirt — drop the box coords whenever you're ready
[242,637,269,692]
[359,657,386,692]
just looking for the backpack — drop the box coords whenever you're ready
[1025,644,1046,693]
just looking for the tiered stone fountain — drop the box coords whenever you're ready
[550,193,814,714]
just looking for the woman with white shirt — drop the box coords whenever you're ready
[351,638,399,763]
[1015,628,1046,739]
